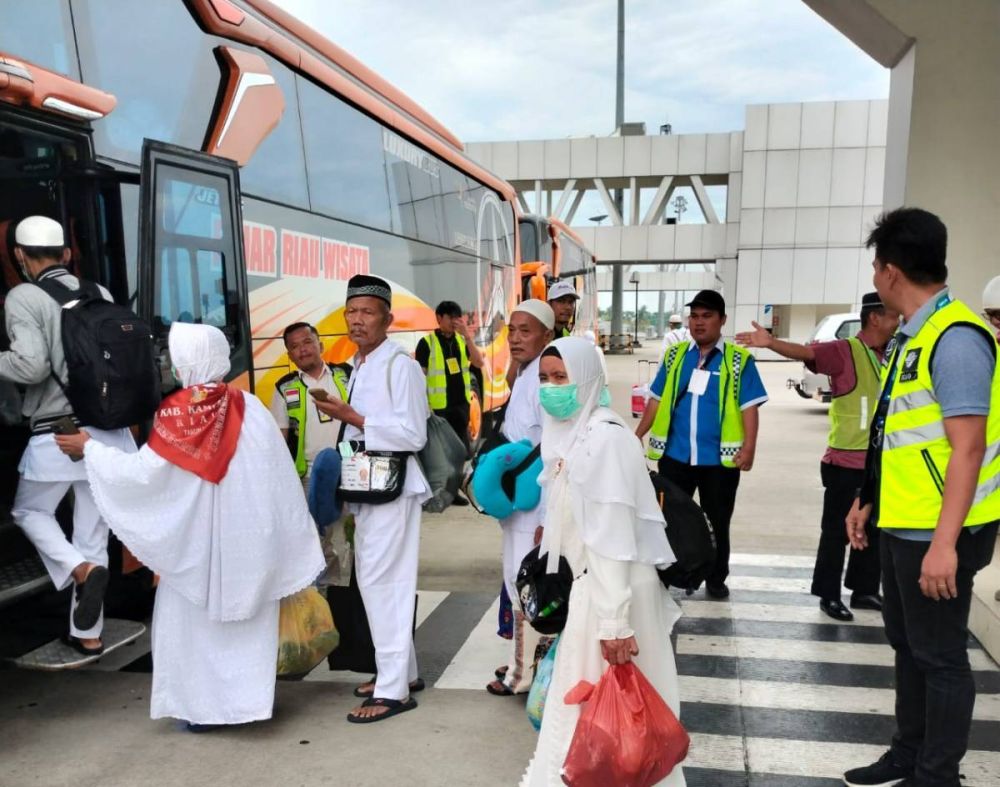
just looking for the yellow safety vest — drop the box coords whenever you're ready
[646,341,752,468]
[423,332,471,410]
[276,365,349,477]
[879,298,1000,529]
[829,337,882,451]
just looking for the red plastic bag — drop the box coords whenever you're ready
[561,662,689,787]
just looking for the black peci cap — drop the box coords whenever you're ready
[346,274,392,306]
[861,292,883,309]
[686,289,726,316]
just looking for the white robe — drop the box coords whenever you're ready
[499,354,545,692]
[522,460,685,787]
[343,339,431,700]
[82,391,325,724]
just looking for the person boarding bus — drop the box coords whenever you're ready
[2,216,136,657]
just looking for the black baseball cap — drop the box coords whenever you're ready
[686,289,726,316]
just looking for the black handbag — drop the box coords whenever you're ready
[516,545,574,635]
[648,471,717,594]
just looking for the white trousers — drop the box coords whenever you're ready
[11,477,107,639]
[352,494,421,701]
[501,524,542,693]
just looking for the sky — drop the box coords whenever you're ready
[272,1,889,313]
[273,0,889,143]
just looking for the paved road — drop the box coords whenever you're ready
[2,350,998,786]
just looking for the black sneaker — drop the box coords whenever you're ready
[843,751,912,786]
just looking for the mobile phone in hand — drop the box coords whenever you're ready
[51,417,84,462]
[309,388,329,402]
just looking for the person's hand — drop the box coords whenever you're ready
[533,526,543,546]
[600,636,639,665]
[315,397,354,422]
[453,316,473,340]
[846,499,871,550]
[735,321,774,349]
[733,447,755,471]
[54,430,91,459]
[919,543,958,600]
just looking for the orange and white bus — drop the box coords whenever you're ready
[0,0,520,656]
[518,215,599,336]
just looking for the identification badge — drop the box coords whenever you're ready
[446,357,461,375]
[340,455,370,490]
[688,368,711,396]
[899,348,921,383]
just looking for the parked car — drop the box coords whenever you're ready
[788,312,861,402]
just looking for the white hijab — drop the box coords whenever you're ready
[169,322,231,387]
[539,337,675,569]
[84,322,324,622]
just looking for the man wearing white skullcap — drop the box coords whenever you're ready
[487,299,554,697]
[2,216,135,657]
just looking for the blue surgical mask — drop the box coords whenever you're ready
[599,387,612,407]
[539,383,581,420]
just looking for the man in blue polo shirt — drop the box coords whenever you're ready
[635,290,768,598]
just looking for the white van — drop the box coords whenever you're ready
[789,312,861,402]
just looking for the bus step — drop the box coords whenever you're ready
[7,619,146,671]
[0,555,49,608]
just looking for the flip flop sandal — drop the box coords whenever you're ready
[72,565,109,631]
[486,680,514,696]
[346,696,417,724]
[353,677,425,699]
[494,666,508,680]
[62,636,104,657]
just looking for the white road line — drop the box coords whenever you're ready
[724,575,812,593]
[686,734,1000,783]
[676,634,999,671]
[680,599,885,627]
[434,595,511,690]
[729,553,815,569]
[304,589,450,684]
[679,675,1000,721]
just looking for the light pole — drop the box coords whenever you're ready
[629,270,640,347]
[589,214,608,227]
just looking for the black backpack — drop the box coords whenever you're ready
[648,471,717,594]
[36,278,160,429]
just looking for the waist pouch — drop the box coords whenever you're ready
[337,441,409,504]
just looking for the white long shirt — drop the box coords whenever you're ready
[344,338,430,500]
[501,354,545,532]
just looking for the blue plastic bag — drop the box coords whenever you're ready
[526,635,559,731]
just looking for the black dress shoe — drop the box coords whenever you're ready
[850,593,883,611]
[705,581,730,599]
[820,598,854,622]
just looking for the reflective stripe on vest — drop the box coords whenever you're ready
[645,341,749,468]
[278,366,349,477]
[424,332,471,410]
[828,337,882,451]
[879,299,1000,529]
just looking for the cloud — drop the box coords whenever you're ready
[272,0,888,142]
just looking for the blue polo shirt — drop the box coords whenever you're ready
[649,339,768,466]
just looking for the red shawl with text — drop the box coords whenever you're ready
[147,383,246,484]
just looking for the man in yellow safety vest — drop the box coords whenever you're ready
[736,293,899,622]
[415,300,484,462]
[269,322,349,494]
[842,208,999,787]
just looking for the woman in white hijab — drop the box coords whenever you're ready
[55,323,324,729]
[521,336,685,786]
